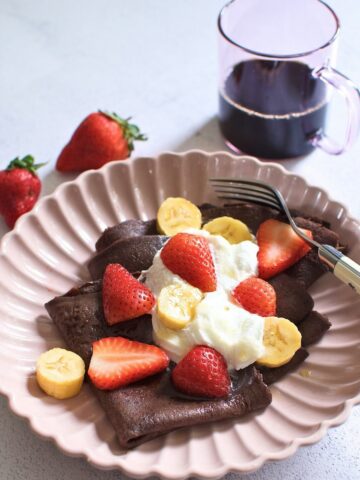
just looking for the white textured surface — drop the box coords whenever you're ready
[0,1,359,479]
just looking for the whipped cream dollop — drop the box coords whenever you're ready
[144,229,265,370]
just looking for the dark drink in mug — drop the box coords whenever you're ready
[218,0,360,159]
[219,60,328,158]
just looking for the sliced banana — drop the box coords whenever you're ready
[256,317,301,368]
[202,216,252,244]
[157,197,202,236]
[157,284,203,330]
[36,348,85,399]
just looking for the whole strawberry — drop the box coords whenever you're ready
[172,346,230,398]
[0,155,44,228]
[56,111,147,172]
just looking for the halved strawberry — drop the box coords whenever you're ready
[257,219,313,279]
[88,337,169,390]
[233,277,276,317]
[160,233,216,292]
[103,263,155,325]
[172,346,230,398]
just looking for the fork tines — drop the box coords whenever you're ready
[209,178,282,211]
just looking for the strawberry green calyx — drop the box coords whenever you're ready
[6,155,46,175]
[100,111,148,152]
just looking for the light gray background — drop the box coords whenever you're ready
[0,0,359,478]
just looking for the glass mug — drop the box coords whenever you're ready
[218,0,360,159]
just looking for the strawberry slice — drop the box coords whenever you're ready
[257,219,313,279]
[172,346,230,398]
[160,233,216,292]
[88,337,169,390]
[233,277,276,317]
[103,263,155,325]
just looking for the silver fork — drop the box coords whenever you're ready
[210,177,360,295]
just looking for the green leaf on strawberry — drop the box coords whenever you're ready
[6,155,47,174]
[100,111,148,152]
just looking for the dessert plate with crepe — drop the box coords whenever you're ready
[0,151,359,478]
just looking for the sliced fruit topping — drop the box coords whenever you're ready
[103,263,155,325]
[202,216,252,244]
[157,284,203,330]
[233,277,276,317]
[257,219,313,279]
[88,337,169,390]
[36,348,85,399]
[160,233,216,292]
[256,316,302,368]
[172,345,230,398]
[157,197,202,236]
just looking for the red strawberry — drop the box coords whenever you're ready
[233,277,276,317]
[88,337,169,390]
[56,111,147,172]
[103,263,155,325]
[172,346,230,398]
[0,155,45,228]
[257,219,313,279]
[160,233,216,292]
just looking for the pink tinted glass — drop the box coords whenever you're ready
[218,0,360,158]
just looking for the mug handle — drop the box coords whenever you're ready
[310,66,360,155]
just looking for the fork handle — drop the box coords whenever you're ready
[318,245,360,295]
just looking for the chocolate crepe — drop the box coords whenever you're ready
[46,203,338,448]
[45,275,331,448]
[47,281,152,368]
[268,274,314,324]
[88,235,168,279]
[298,311,331,347]
[97,365,270,448]
[258,348,309,386]
[88,204,340,286]
[45,283,272,448]
[200,204,279,232]
[95,219,157,252]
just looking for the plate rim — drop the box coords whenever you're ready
[0,149,360,479]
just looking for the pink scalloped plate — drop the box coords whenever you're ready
[0,151,359,479]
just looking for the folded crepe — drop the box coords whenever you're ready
[45,282,272,448]
[45,274,330,448]
[88,204,340,283]
[46,203,335,448]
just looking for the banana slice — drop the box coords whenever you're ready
[256,317,302,368]
[36,348,85,399]
[157,284,203,330]
[157,197,202,236]
[202,216,252,244]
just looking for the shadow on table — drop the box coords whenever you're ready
[173,116,230,152]
[172,115,310,172]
